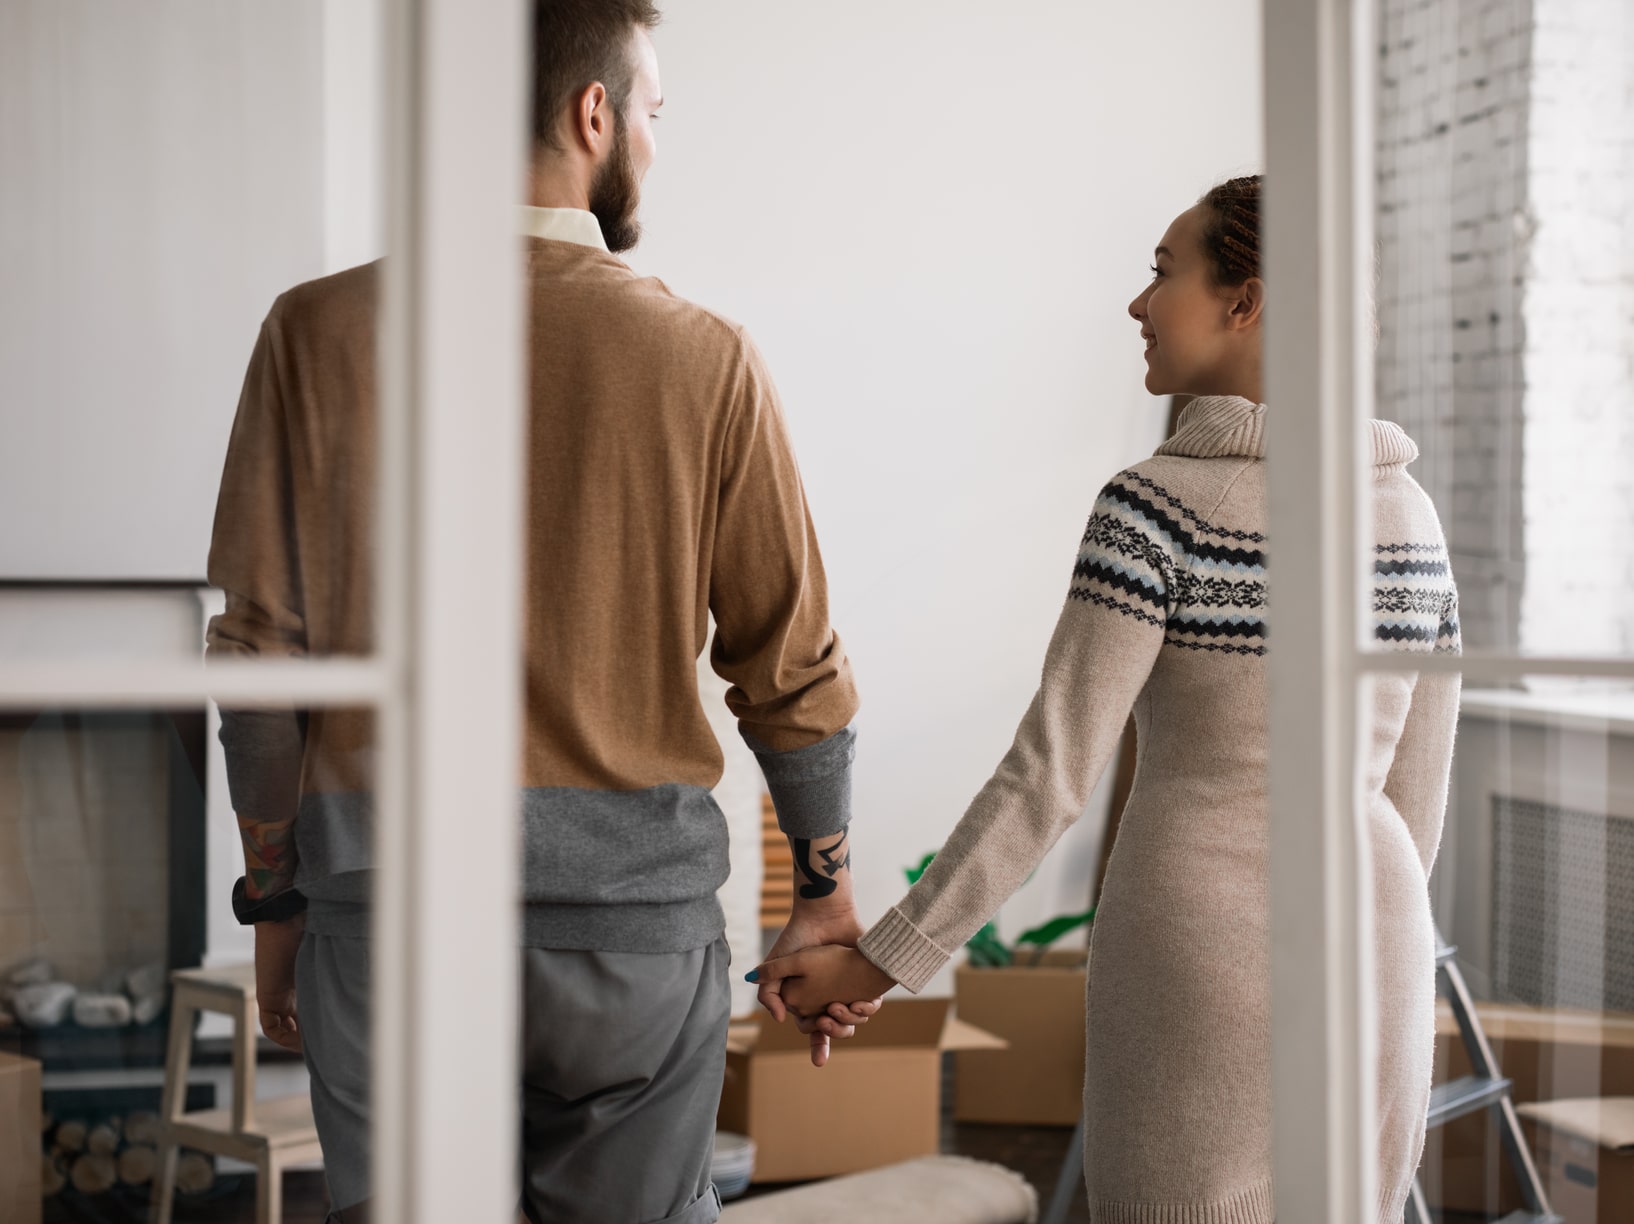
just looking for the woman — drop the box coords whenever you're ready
[754,176,1461,1221]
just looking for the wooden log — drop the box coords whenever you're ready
[117,1144,158,1187]
[41,1154,67,1197]
[123,1110,162,1146]
[175,1151,215,1196]
[55,1119,88,1153]
[87,1120,122,1156]
[70,1152,118,1195]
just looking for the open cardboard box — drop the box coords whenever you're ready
[1516,1097,1634,1224]
[1423,1001,1634,1217]
[954,949,1087,1126]
[718,996,1004,1183]
[0,1050,41,1224]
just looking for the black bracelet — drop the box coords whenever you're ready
[231,876,309,925]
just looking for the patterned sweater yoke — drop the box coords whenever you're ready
[859,396,1461,1224]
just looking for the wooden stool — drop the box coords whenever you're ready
[152,963,323,1224]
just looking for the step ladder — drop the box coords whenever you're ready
[1404,937,1558,1224]
[1040,936,1561,1224]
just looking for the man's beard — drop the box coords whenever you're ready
[589,122,642,253]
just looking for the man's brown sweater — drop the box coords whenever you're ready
[207,220,859,951]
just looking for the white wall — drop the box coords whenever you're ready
[0,0,332,581]
[3,1,1265,998]
[634,1,1264,991]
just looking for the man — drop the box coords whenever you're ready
[207,3,868,1220]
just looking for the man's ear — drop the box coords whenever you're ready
[571,80,612,156]
[1226,277,1266,331]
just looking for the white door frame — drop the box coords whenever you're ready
[371,1,528,1221]
[1262,0,1380,1216]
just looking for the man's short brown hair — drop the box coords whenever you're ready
[533,0,663,150]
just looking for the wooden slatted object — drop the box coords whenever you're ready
[760,793,794,929]
[152,963,323,1224]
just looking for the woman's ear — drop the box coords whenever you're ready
[1227,277,1266,331]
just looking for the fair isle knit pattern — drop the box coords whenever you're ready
[1073,472,1267,656]
[1074,399,1461,661]
[1376,543,1461,653]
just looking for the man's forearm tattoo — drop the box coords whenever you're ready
[792,831,851,901]
[237,815,298,899]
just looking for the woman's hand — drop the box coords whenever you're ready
[751,943,897,1045]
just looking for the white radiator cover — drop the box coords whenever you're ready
[1437,688,1634,1008]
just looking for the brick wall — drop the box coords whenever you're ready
[1376,0,1532,652]
[1376,0,1634,656]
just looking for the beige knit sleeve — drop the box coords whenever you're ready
[1383,589,1462,876]
[859,476,1174,992]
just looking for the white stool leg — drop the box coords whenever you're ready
[152,987,194,1224]
[257,1150,283,1224]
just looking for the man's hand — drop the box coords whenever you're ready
[753,828,887,1067]
[254,911,305,1053]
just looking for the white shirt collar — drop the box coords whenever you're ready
[518,206,609,252]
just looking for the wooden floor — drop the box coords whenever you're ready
[46,1140,1500,1224]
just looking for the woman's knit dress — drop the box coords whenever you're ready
[857,397,1461,1223]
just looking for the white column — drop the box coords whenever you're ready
[372,2,529,1222]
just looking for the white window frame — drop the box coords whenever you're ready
[1264,0,1632,1218]
[0,2,529,1221]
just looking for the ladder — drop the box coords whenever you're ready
[1039,936,1560,1224]
[1404,937,1558,1224]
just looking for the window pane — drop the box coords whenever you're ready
[1421,678,1632,1222]
[1371,0,1634,660]
[0,702,376,1219]
[1,0,384,662]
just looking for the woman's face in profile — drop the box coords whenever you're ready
[1128,205,1235,398]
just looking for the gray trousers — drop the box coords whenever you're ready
[296,931,730,1223]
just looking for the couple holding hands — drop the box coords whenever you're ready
[208,3,1458,1222]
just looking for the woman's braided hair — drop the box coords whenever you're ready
[1198,175,1263,286]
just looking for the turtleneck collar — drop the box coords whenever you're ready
[1152,395,1419,469]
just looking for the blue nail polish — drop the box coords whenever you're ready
[744,969,759,983]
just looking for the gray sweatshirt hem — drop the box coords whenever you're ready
[288,783,732,953]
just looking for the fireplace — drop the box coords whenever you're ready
[0,707,208,1071]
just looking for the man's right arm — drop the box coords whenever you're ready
[706,331,868,1060]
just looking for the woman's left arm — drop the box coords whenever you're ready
[857,476,1175,993]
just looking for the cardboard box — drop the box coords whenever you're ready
[718,997,1004,1183]
[954,950,1086,1126]
[1516,1098,1634,1224]
[0,1051,42,1224]
[1423,1002,1634,1217]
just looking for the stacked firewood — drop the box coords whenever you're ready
[41,1109,214,1200]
